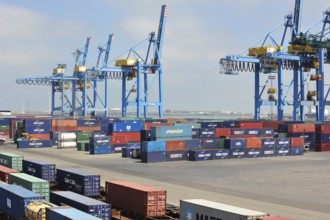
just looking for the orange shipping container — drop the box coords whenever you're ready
[246,138,262,148]
[29,133,51,140]
[111,132,140,143]
[288,124,315,133]
[165,140,186,151]
[144,123,172,130]
[51,119,77,127]
[262,121,284,129]
[215,128,231,137]
[236,122,263,128]
[111,134,128,145]
[76,126,101,131]
[51,126,78,131]
[290,137,304,147]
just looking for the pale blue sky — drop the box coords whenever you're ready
[0,0,329,114]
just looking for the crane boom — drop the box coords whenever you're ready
[154,5,167,64]
[293,0,303,37]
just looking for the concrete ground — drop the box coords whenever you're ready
[1,142,329,220]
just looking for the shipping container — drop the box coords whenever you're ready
[140,130,151,142]
[185,139,202,150]
[111,131,140,143]
[166,151,187,161]
[230,149,246,159]
[316,142,330,151]
[304,141,316,151]
[51,119,77,127]
[246,148,262,158]
[245,128,261,136]
[23,126,51,134]
[89,136,111,146]
[112,145,126,154]
[261,138,277,148]
[0,152,23,171]
[276,147,290,156]
[46,206,102,220]
[290,147,304,156]
[215,128,231,137]
[192,128,201,139]
[150,125,192,139]
[142,141,166,152]
[77,119,101,127]
[24,119,51,127]
[144,122,173,130]
[223,120,238,128]
[141,151,166,163]
[76,131,93,141]
[0,165,18,183]
[23,159,56,182]
[77,141,90,151]
[246,138,262,148]
[105,180,166,217]
[231,128,245,135]
[316,133,330,143]
[200,128,216,138]
[8,172,50,201]
[261,147,276,157]
[57,168,100,196]
[17,140,52,148]
[276,138,291,147]
[202,138,220,149]
[188,150,213,161]
[315,124,330,134]
[287,132,315,141]
[180,199,268,220]
[90,145,111,154]
[290,137,304,147]
[58,132,77,141]
[199,121,224,129]
[212,149,230,159]
[260,128,274,136]
[224,138,246,149]
[236,121,263,129]
[0,184,44,220]
[288,124,315,133]
[258,216,296,220]
[51,191,111,220]
[166,140,186,151]
[111,134,128,145]
[109,121,144,132]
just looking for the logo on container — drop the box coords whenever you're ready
[165,129,183,134]
[185,208,193,220]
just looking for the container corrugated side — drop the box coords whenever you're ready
[17,140,52,148]
[150,125,192,139]
[50,191,111,220]
[105,180,166,217]
[0,152,23,171]
[142,141,166,152]
[23,159,56,182]
[46,206,102,220]
[0,165,18,183]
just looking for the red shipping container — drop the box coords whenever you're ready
[316,143,330,151]
[215,128,231,137]
[0,165,18,183]
[236,122,263,128]
[165,140,186,151]
[315,124,330,134]
[111,134,128,145]
[0,131,9,136]
[29,133,51,140]
[262,121,284,129]
[105,180,166,217]
[76,126,101,131]
[290,137,304,147]
[288,124,315,133]
[246,138,262,148]
[111,132,140,144]
[144,123,172,130]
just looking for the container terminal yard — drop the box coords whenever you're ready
[1,0,330,219]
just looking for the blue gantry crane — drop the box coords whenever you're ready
[220,0,329,121]
[16,5,167,118]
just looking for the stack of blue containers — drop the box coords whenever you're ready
[261,138,277,157]
[141,141,166,163]
[89,136,111,154]
[224,138,246,159]
[276,138,291,156]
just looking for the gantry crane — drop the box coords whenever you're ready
[16,5,167,118]
[220,0,329,121]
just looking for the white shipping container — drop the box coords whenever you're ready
[58,133,76,141]
[180,199,268,220]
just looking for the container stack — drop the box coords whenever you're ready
[0,152,23,171]
[57,132,77,149]
[141,141,166,163]
[76,131,93,151]
[105,180,166,218]
[51,119,78,131]
[224,138,247,159]
[56,168,100,196]
[287,123,315,151]
[315,124,330,151]
[50,191,111,220]
[89,136,111,154]
[0,165,19,183]
[109,120,144,153]
[0,118,10,136]
[23,159,56,182]
[76,119,101,132]
[8,173,50,201]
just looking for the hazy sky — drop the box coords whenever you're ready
[1,0,329,114]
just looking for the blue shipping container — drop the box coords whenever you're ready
[23,119,51,127]
[199,121,224,129]
[141,151,166,163]
[290,147,304,156]
[316,133,330,143]
[166,151,186,161]
[89,136,111,146]
[112,145,126,154]
[200,128,216,138]
[0,118,10,125]
[142,141,166,152]
[90,145,111,154]
[260,128,274,136]
[50,191,111,220]
[150,125,192,139]
[140,130,151,142]
[188,150,213,161]
[93,131,107,137]
[23,126,51,134]
[231,128,245,135]
[261,147,276,157]
[185,139,202,150]
[288,132,315,141]
[246,148,262,158]
[212,149,230,160]
[261,138,277,148]
[224,138,246,149]
[150,136,192,141]
[23,159,56,182]
[77,119,101,127]
[223,120,238,128]
[276,138,291,147]
[202,138,219,149]
[230,149,246,159]
[17,140,52,148]
[109,122,144,132]
[276,147,290,156]
[46,207,102,220]
[0,184,44,220]
[57,168,100,196]
[245,128,260,136]
[304,141,316,151]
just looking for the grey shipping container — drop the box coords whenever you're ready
[51,191,111,220]
[46,206,102,220]
[180,199,268,220]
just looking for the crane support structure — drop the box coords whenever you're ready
[16,5,167,118]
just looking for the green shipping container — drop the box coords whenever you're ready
[0,153,23,171]
[77,141,90,151]
[0,125,9,131]
[8,173,50,201]
[76,131,93,141]
[219,138,226,148]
